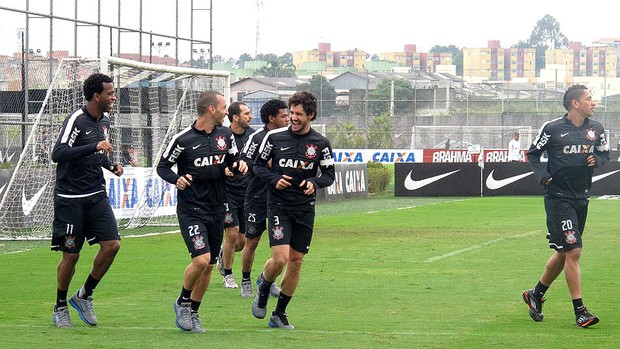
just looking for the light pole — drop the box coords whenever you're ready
[150,40,170,63]
[192,48,208,69]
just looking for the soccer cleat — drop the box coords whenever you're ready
[522,289,544,322]
[268,312,295,330]
[575,307,600,328]
[222,274,238,289]
[251,294,268,319]
[190,312,207,333]
[240,279,253,298]
[69,292,97,326]
[216,248,225,276]
[256,274,281,298]
[174,301,192,331]
[52,305,73,329]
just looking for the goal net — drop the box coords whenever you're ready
[0,57,230,239]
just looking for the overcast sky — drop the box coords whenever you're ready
[0,0,617,60]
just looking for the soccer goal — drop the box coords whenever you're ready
[409,125,532,150]
[0,57,230,239]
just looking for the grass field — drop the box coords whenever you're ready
[1,194,619,348]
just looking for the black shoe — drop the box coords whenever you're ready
[522,289,544,322]
[575,307,600,328]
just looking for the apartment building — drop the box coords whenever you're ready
[546,41,618,78]
[292,43,369,71]
[463,40,536,81]
[378,44,452,73]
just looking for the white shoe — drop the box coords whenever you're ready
[222,274,238,288]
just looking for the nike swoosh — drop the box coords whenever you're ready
[6,151,15,162]
[192,144,201,149]
[560,132,569,137]
[85,130,92,135]
[592,169,620,183]
[486,170,533,190]
[404,169,460,190]
[280,147,290,151]
[22,184,48,216]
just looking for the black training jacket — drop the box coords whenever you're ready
[157,122,241,214]
[527,114,609,199]
[52,107,115,195]
[253,126,335,210]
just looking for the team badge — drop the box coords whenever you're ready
[192,235,206,250]
[272,226,284,240]
[65,235,76,249]
[215,136,227,150]
[224,212,233,224]
[585,129,596,141]
[305,144,318,159]
[564,230,577,244]
[246,223,256,236]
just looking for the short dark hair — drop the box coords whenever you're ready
[289,91,317,120]
[260,99,288,124]
[227,102,246,123]
[563,84,588,111]
[83,73,113,101]
[196,91,221,115]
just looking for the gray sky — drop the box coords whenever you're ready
[0,0,618,60]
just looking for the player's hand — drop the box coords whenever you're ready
[543,177,552,185]
[177,174,192,190]
[224,167,234,176]
[96,140,113,155]
[300,179,315,195]
[586,155,596,167]
[111,164,123,177]
[236,160,248,174]
[275,175,293,190]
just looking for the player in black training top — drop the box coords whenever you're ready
[251,91,335,330]
[522,85,609,328]
[239,99,289,298]
[217,101,253,290]
[50,73,123,329]
[157,91,247,333]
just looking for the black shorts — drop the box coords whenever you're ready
[267,207,315,254]
[224,192,245,232]
[178,211,224,261]
[244,201,267,239]
[544,196,588,252]
[51,192,120,253]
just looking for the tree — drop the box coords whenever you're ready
[297,75,337,117]
[239,53,253,62]
[253,59,296,78]
[430,45,463,75]
[519,14,569,74]
[326,121,365,148]
[367,79,414,116]
[367,113,393,148]
[280,52,293,65]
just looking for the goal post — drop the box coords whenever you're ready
[0,57,231,239]
[409,125,533,150]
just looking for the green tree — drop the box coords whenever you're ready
[430,45,463,75]
[367,79,414,116]
[297,75,337,117]
[239,53,253,62]
[367,113,393,148]
[517,14,569,74]
[253,59,297,78]
[326,121,365,148]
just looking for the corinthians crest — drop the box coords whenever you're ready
[215,136,227,150]
[192,235,206,250]
[305,144,318,159]
[272,226,284,240]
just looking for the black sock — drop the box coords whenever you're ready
[573,298,584,313]
[242,271,251,281]
[178,287,192,304]
[257,275,272,307]
[533,280,549,298]
[190,299,201,313]
[274,292,292,315]
[56,289,69,308]
[80,274,100,298]
[224,268,233,276]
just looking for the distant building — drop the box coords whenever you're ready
[378,44,452,73]
[292,43,369,71]
[463,40,536,81]
[546,41,618,78]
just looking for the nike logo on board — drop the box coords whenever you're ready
[404,170,460,190]
[22,184,48,216]
[485,170,533,190]
[592,169,620,183]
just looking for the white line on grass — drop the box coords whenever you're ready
[123,230,180,239]
[366,199,469,214]
[0,323,460,336]
[424,230,541,263]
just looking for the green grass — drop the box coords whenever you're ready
[1,195,620,348]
